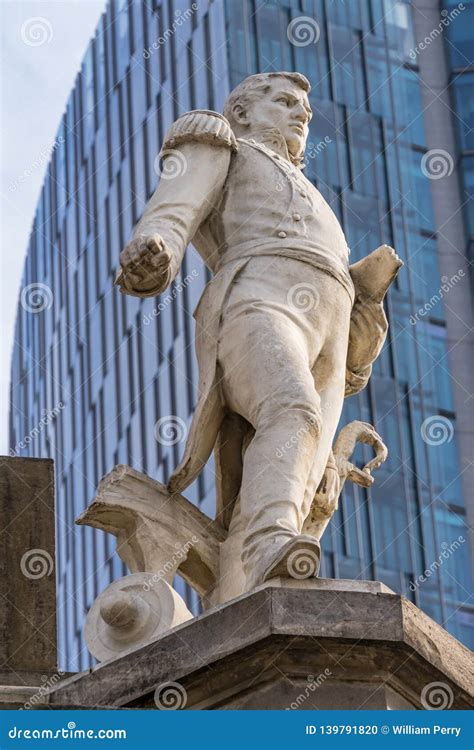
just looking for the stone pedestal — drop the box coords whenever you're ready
[0,456,60,709]
[44,582,473,710]
[0,456,57,693]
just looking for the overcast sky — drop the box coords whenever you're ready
[0,0,106,453]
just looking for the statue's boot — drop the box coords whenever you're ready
[246,534,321,591]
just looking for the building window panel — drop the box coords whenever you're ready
[445,2,474,69]
[460,155,474,237]
[255,3,292,72]
[330,24,367,110]
[452,73,474,151]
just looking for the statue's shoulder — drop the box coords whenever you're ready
[161,110,238,153]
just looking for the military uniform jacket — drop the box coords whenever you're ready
[122,110,388,502]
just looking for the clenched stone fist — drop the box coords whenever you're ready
[115,234,172,297]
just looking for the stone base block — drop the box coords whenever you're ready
[44,584,473,710]
[0,457,57,684]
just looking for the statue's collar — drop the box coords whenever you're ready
[244,127,304,169]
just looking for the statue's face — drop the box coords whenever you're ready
[244,78,311,161]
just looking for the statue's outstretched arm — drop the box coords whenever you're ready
[116,110,237,298]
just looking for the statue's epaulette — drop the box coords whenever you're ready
[161,110,238,154]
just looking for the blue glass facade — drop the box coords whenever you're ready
[9,0,473,671]
[443,0,474,286]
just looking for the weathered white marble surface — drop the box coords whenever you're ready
[115,71,402,593]
[77,73,404,660]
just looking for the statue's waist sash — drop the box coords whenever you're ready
[214,239,355,304]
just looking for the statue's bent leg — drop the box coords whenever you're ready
[216,355,348,601]
[218,307,324,590]
[300,314,352,542]
[300,378,346,540]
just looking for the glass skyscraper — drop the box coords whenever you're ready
[9,0,473,671]
[443,0,474,284]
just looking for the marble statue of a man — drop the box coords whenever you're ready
[116,72,402,592]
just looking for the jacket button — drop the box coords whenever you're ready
[292,212,301,221]
[278,231,287,238]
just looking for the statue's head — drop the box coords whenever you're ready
[223,72,311,166]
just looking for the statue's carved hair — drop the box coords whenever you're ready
[223,72,311,128]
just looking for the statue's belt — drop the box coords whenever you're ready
[214,240,355,304]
